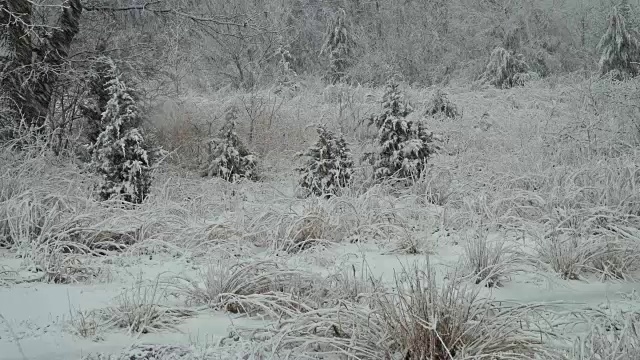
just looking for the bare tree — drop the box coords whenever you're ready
[0,0,82,136]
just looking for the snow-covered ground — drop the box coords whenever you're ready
[3,79,640,359]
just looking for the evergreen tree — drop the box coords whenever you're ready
[365,80,440,181]
[597,6,640,79]
[88,63,155,204]
[200,114,258,182]
[297,125,353,197]
[320,9,355,84]
[81,56,118,144]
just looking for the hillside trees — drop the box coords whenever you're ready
[320,9,355,84]
[0,0,82,135]
[597,5,640,79]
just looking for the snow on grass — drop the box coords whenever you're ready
[2,77,640,359]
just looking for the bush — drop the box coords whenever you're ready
[597,6,640,79]
[296,125,353,197]
[199,113,258,182]
[365,80,440,181]
[425,89,460,120]
[478,47,538,89]
[88,58,156,204]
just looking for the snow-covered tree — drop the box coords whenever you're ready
[89,63,156,204]
[479,47,536,89]
[81,57,118,144]
[365,80,440,181]
[200,115,258,182]
[320,9,355,84]
[597,6,640,79]
[274,41,299,95]
[297,125,353,197]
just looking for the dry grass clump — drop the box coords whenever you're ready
[103,275,195,335]
[530,205,640,281]
[463,226,521,287]
[245,262,557,359]
[377,265,551,360]
[406,166,456,206]
[177,260,325,317]
[572,312,640,359]
[284,203,331,252]
[325,261,384,304]
[68,307,102,339]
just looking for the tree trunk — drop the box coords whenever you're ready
[0,0,82,136]
[0,0,34,130]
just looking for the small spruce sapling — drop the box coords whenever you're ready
[200,110,258,182]
[296,125,353,197]
[88,60,156,204]
[365,80,440,181]
[320,9,355,84]
[597,6,640,79]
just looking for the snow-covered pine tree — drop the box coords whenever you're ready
[88,63,155,204]
[200,112,258,182]
[365,80,440,181]
[479,47,535,89]
[81,56,117,144]
[597,5,640,79]
[320,9,355,84]
[296,125,353,197]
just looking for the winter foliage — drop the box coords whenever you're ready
[425,89,460,120]
[365,80,440,181]
[479,47,538,89]
[597,6,640,79]
[320,9,355,84]
[81,57,118,145]
[88,59,155,204]
[200,111,258,182]
[296,125,353,197]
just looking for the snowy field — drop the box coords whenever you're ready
[2,77,640,359]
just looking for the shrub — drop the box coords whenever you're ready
[478,47,537,89]
[296,125,353,197]
[320,9,355,84]
[365,80,440,181]
[597,6,640,79]
[199,114,258,182]
[88,59,156,204]
[425,89,460,120]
